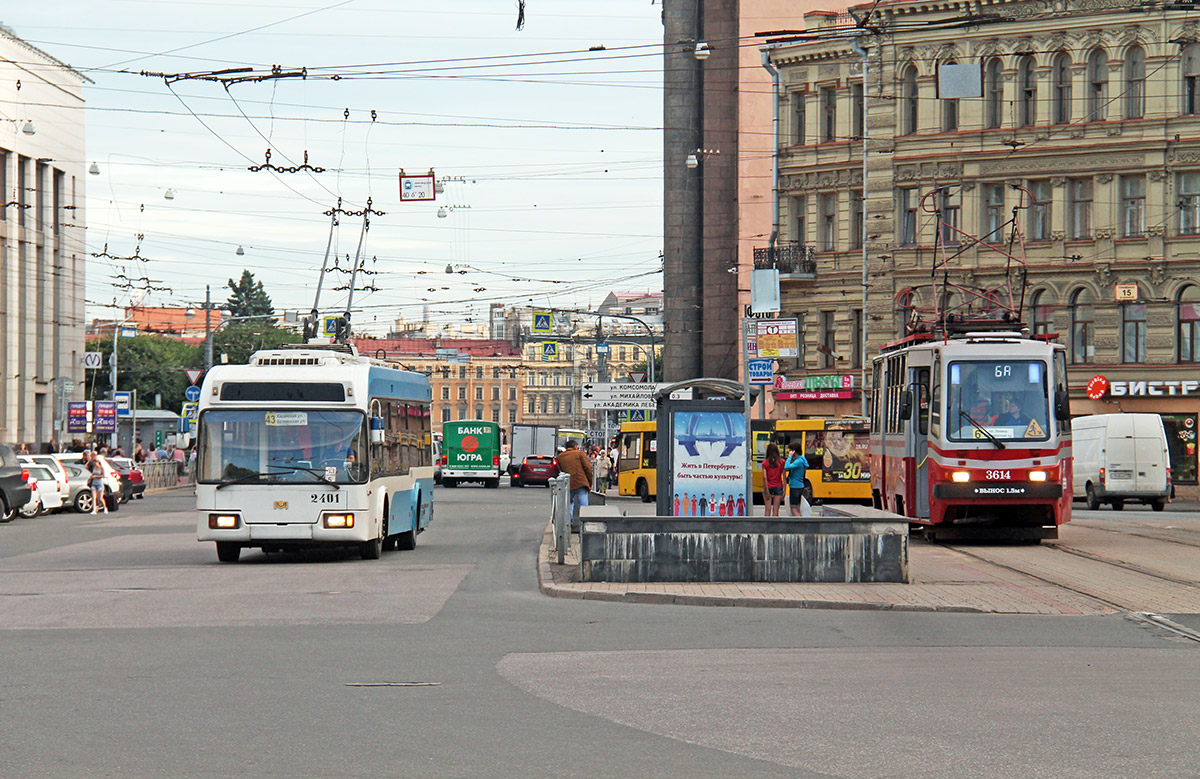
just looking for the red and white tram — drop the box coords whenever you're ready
[869,329,1072,541]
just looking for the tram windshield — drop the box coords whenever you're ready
[197,409,368,484]
[947,360,1050,442]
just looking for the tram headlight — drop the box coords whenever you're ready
[951,471,971,483]
[208,513,241,529]
[323,512,355,528]
[1028,470,1048,482]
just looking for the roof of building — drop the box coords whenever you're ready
[0,23,92,84]
[354,337,522,358]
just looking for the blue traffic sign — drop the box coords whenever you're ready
[628,409,646,422]
[595,342,609,355]
[542,341,558,360]
[532,312,552,334]
[185,385,201,402]
[748,358,775,385]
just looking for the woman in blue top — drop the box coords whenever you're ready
[783,441,810,517]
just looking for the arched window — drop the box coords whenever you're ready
[941,60,959,131]
[1031,290,1055,339]
[902,64,919,134]
[1052,52,1072,124]
[1125,45,1145,119]
[1069,287,1095,364]
[1018,55,1037,126]
[985,58,1004,128]
[1180,285,1200,362]
[1185,43,1200,115]
[1087,48,1108,121]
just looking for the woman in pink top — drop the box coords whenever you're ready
[761,442,786,516]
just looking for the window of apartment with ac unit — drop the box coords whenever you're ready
[939,189,961,245]
[1067,178,1092,239]
[792,91,806,145]
[850,190,863,249]
[791,195,807,244]
[851,82,864,138]
[819,193,837,250]
[819,311,837,368]
[899,188,918,245]
[820,86,837,142]
[1121,175,1145,237]
[982,184,1004,243]
[1181,173,1200,234]
[1028,180,1052,241]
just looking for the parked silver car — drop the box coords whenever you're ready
[61,463,97,513]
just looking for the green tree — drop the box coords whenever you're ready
[86,333,201,411]
[225,270,274,318]
[211,321,302,366]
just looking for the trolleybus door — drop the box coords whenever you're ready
[911,367,931,519]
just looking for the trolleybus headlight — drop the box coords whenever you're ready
[323,512,355,528]
[1028,470,1048,482]
[208,513,241,529]
[951,471,970,483]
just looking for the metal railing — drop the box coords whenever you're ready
[753,242,817,277]
[140,460,193,490]
[548,473,571,564]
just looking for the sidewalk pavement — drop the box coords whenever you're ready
[536,500,1117,616]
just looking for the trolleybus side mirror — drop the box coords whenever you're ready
[1054,389,1070,421]
[369,416,385,444]
[899,389,914,421]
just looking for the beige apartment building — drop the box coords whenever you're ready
[763,0,1200,493]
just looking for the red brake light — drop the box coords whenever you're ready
[552,458,558,467]
[20,469,28,483]
[522,458,529,466]
[1099,467,1106,485]
[493,455,499,467]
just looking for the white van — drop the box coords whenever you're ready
[1072,413,1171,511]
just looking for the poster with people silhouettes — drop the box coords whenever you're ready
[669,410,748,517]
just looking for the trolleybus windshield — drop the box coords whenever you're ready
[197,409,368,485]
[947,360,1050,442]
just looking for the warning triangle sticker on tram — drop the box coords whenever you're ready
[1025,419,1045,438]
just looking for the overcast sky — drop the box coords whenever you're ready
[7,0,664,335]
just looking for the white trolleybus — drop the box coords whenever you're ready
[870,328,1073,541]
[196,344,435,562]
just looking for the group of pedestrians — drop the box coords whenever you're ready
[760,442,812,517]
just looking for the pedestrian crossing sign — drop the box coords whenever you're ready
[533,311,552,334]
[542,341,557,360]
[628,409,646,422]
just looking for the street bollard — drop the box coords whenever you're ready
[549,473,571,564]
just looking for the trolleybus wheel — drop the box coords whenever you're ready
[381,509,395,551]
[215,542,241,563]
[637,479,652,503]
[1086,484,1100,511]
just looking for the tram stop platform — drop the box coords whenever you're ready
[538,499,1117,616]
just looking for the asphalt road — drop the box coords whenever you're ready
[1,487,1198,778]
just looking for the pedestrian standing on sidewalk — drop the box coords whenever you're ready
[597,450,611,493]
[85,450,109,515]
[762,442,786,517]
[784,441,811,517]
[557,439,592,531]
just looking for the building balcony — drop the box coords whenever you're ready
[753,242,817,279]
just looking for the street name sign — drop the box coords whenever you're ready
[581,382,690,409]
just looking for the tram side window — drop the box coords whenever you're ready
[930,359,942,437]
[871,361,882,431]
[886,354,907,434]
[916,367,929,436]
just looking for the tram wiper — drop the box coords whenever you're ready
[959,411,1006,449]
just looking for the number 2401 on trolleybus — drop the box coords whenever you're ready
[195,345,435,562]
[870,331,1073,541]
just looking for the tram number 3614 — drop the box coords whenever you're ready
[985,470,1012,480]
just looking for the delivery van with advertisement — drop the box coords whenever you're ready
[441,419,501,488]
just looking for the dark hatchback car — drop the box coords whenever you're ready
[510,454,560,487]
[0,444,33,522]
[109,457,146,501]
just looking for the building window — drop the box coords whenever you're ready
[1067,178,1092,240]
[851,82,864,138]
[940,61,959,132]
[442,408,451,423]
[1181,173,1200,234]
[1186,44,1200,115]
[821,86,837,142]
[540,372,548,386]
[1121,175,1145,237]
[1069,287,1095,364]
[618,346,627,361]
[539,397,547,414]
[509,409,517,424]
[819,310,836,368]
[553,398,560,415]
[1028,180,1051,241]
[820,193,837,250]
[1031,289,1054,339]
[458,386,467,400]
[1121,303,1147,363]
[939,189,960,245]
[492,386,500,400]
[899,189,918,245]
[441,386,450,400]
[1180,286,1200,362]
[902,65,919,135]
[791,91,806,145]
[553,372,561,386]
[1018,55,1037,126]
[1087,49,1108,121]
[791,195,807,244]
[509,386,517,400]
[1126,45,1145,119]
[475,367,483,379]
[528,398,535,414]
[459,367,467,380]
[475,387,484,400]
[985,58,1004,128]
[850,190,863,250]
[1052,52,1072,124]
[982,184,1004,242]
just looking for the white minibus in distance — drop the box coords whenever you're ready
[1071,413,1170,511]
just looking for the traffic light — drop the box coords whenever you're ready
[333,316,350,342]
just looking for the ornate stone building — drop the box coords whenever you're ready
[764,0,1200,494]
